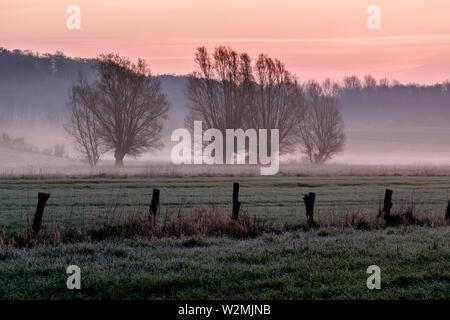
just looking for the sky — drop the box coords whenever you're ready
[1,0,450,83]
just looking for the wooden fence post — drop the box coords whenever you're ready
[149,189,160,225]
[232,182,241,220]
[383,189,393,221]
[303,192,316,228]
[32,192,50,232]
[446,200,450,222]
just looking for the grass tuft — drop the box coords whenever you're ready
[0,206,447,248]
[89,208,271,241]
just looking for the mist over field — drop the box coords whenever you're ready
[1,48,450,169]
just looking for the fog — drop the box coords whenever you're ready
[2,123,450,171]
[1,49,449,172]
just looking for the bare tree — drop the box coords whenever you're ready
[186,46,253,133]
[321,78,341,97]
[65,76,103,166]
[66,55,169,167]
[342,75,362,91]
[92,54,169,166]
[363,74,377,89]
[248,54,305,153]
[297,81,346,164]
[378,77,390,88]
[186,47,304,154]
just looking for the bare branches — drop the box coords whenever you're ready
[250,54,305,153]
[186,46,252,133]
[186,47,347,164]
[65,75,103,167]
[66,54,170,167]
[186,47,304,154]
[297,81,346,164]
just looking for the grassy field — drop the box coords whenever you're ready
[0,175,449,299]
[0,227,448,299]
[1,175,449,232]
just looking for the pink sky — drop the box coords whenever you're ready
[1,0,450,83]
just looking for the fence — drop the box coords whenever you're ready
[29,183,450,233]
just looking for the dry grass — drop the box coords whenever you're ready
[0,208,272,248]
[88,208,271,241]
[317,206,449,231]
[385,207,448,227]
[0,223,84,248]
[3,163,450,179]
[1,205,447,248]
[318,210,380,230]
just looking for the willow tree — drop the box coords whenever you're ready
[297,81,346,164]
[67,54,170,167]
[249,54,305,153]
[65,75,103,166]
[185,46,253,133]
[186,47,304,155]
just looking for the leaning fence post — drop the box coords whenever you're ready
[446,200,450,222]
[303,192,316,228]
[383,189,393,221]
[149,189,160,225]
[32,192,50,232]
[232,182,241,220]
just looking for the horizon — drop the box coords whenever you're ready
[2,45,450,87]
[2,0,450,84]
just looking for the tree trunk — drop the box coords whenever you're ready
[114,151,125,167]
[313,153,325,165]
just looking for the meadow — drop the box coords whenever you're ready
[0,175,449,232]
[0,174,449,299]
[0,228,448,299]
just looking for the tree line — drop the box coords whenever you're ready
[185,46,345,164]
[66,47,346,167]
[2,47,449,129]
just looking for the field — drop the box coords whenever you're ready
[0,228,448,299]
[1,175,449,231]
[0,174,449,299]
